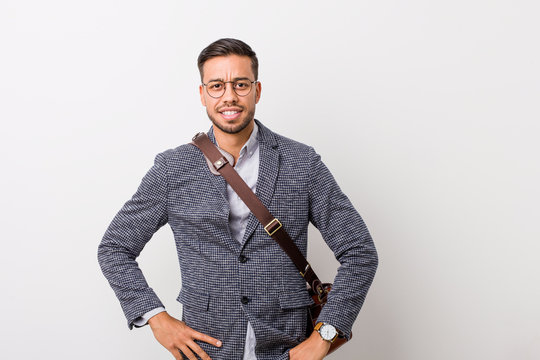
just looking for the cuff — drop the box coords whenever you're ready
[132,307,166,328]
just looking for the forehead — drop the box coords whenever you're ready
[202,55,254,81]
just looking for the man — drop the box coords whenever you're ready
[98,38,378,360]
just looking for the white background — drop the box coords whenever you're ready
[1,1,539,359]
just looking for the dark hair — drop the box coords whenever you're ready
[197,38,259,81]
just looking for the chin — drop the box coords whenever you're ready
[208,112,254,135]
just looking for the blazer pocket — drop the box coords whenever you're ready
[177,286,210,311]
[279,290,314,310]
[272,192,309,230]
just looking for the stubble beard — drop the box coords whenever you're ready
[207,108,255,135]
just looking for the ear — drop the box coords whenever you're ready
[255,81,262,104]
[199,85,206,106]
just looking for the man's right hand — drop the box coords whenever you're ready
[148,311,222,360]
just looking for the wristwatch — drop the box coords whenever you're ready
[314,322,339,343]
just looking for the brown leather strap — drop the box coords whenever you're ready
[191,132,324,294]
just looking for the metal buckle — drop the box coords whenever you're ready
[315,284,330,302]
[300,263,311,278]
[213,157,228,170]
[264,218,282,236]
[317,284,329,302]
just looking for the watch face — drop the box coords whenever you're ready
[320,324,337,340]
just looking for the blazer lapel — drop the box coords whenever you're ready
[204,128,229,206]
[241,121,280,246]
[199,128,241,253]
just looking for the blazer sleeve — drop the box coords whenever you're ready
[98,153,169,329]
[307,148,378,339]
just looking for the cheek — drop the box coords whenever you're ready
[208,99,219,110]
[202,97,217,109]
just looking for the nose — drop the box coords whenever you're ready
[221,82,239,103]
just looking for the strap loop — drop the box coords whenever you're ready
[264,218,282,236]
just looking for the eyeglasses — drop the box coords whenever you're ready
[202,79,257,98]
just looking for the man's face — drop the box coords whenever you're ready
[199,55,261,135]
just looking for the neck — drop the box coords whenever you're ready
[213,121,255,163]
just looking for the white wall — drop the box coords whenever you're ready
[1,1,538,359]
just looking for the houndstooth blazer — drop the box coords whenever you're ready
[98,120,378,360]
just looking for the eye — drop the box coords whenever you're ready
[207,81,223,90]
[235,80,250,89]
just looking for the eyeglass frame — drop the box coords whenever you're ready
[201,78,258,99]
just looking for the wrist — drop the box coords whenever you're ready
[148,311,169,327]
[308,330,331,351]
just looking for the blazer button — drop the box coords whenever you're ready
[238,255,248,263]
[241,296,250,304]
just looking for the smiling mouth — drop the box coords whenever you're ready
[219,108,243,121]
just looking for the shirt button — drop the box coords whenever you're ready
[241,296,250,304]
[238,255,248,263]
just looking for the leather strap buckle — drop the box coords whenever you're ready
[264,218,282,236]
[300,263,311,278]
[213,157,228,170]
[315,283,329,302]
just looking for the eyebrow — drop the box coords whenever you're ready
[207,77,252,83]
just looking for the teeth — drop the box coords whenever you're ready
[222,111,238,115]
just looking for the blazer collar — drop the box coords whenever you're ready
[254,119,278,149]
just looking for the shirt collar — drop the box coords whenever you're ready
[215,122,259,158]
[241,122,259,159]
[211,122,259,170]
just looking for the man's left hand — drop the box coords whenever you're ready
[288,330,331,360]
